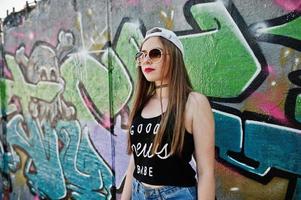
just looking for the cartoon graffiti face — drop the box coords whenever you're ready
[26,45,59,83]
[13,40,75,123]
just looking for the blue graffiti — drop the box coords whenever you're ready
[244,121,301,176]
[214,109,301,199]
[56,120,112,200]
[215,109,301,175]
[244,121,301,198]
[5,115,113,199]
[214,109,243,157]
[6,115,66,199]
[0,149,20,174]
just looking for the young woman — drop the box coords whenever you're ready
[121,27,215,200]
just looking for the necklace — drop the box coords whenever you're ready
[155,84,168,89]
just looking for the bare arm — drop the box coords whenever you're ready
[121,154,135,200]
[189,92,215,200]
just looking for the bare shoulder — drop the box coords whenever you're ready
[185,92,213,134]
[187,92,211,111]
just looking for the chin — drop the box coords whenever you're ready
[143,75,158,82]
[145,77,156,82]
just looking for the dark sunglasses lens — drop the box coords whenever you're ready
[149,49,162,62]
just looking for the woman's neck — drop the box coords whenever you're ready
[153,85,169,99]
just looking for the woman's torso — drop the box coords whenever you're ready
[130,99,196,187]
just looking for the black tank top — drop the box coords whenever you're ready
[130,109,196,186]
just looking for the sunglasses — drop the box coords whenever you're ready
[135,48,167,65]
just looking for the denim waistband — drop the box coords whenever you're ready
[132,178,197,200]
[132,178,172,193]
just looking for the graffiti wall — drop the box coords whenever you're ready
[0,0,300,199]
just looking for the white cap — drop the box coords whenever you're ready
[144,27,184,56]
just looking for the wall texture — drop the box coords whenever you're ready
[0,0,300,199]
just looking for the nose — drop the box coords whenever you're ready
[141,54,152,65]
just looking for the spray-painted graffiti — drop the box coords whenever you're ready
[1,31,114,199]
[181,2,264,98]
[1,0,301,199]
[274,0,301,12]
[7,115,66,199]
[55,119,112,199]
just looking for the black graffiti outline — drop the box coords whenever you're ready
[286,70,301,128]
[249,11,301,51]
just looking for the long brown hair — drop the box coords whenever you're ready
[127,37,193,156]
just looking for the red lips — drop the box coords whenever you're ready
[144,67,155,73]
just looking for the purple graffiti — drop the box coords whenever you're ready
[274,0,301,11]
[163,0,172,6]
[126,0,139,6]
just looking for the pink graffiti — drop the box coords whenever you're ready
[6,43,31,56]
[7,32,37,55]
[10,31,36,41]
[11,32,26,39]
[163,0,172,6]
[4,66,12,79]
[250,92,289,123]
[260,102,288,123]
[82,93,112,129]
[126,0,139,6]
[274,0,301,11]
[266,65,276,77]
[28,32,35,40]
[102,113,111,129]
[5,18,72,55]
[33,195,40,200]
[83,95,93,109]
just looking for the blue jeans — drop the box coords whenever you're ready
[131,178,197,200]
